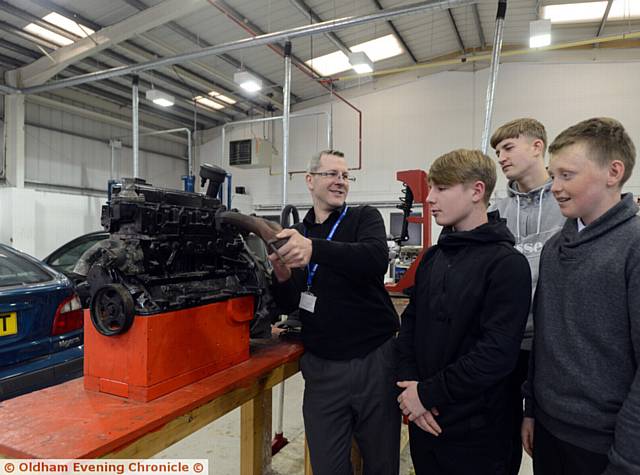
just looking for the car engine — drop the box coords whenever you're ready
[76,164,283,337]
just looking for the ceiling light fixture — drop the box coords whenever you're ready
[42,12,95,37]
[23,12,95,48]
[193,95,225,110]
[208,90,237,104]
[348,51,374,74]
[146,89,175,107]
[23,23,73,46]
[529,19,552,48]
[542,1,640,24]
[234,71,262,93]
[305,34,402,77]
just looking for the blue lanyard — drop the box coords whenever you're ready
[306,205,349,289]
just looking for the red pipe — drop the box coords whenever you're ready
[210,0,363,175]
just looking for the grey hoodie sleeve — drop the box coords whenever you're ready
[602,249,640,475]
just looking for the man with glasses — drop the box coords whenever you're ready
[269,150,401,475]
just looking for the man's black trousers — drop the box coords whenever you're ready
[301,337,401,475]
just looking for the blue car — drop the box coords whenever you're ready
[0,243,84,401]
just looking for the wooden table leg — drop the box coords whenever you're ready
[351,438,363,475]
[241,387,273,475]
[304,435,313,475]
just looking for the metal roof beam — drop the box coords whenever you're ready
[26,0,273,113]
[0,34,226,124]
[0,37,216,127]
[0,1,260,117]
[370,0,418,63]
[447,9,466,53]
[15,0,210,87]
[96,49,239,120]
[13,0,478,95]
[288,0,351,55]
[210,0,327,94]
[597,0,614,37]
[120,0,291,105]
[472,3,486,48]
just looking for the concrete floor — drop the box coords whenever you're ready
[154,373,533,475]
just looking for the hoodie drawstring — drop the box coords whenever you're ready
[516,194,521,241]
[537,188,544,234]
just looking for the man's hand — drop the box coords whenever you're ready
[522,417,535,457]
[268,251,292,282]
[397,381,442,436]
[271,229,313,268]
[397,381,426,419]
[414,409,442,437]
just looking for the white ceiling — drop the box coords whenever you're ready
[0,0,639,129]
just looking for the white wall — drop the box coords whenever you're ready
[1,100,190,257]
[202,61,640,244]
[474,62,640,198]
[23,101,188,191]
[0,187,104,258]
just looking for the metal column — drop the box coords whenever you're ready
[481,0,507,154]
[132,76,140,178]
[282,41,292,209]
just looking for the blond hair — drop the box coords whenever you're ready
[429,149,496,204]
[490,118,548,155]
[549,117,636,185]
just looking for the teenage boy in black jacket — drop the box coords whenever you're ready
[397,149,531,475]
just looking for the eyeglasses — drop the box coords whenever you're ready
[309,171,356,182]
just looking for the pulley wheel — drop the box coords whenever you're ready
[90,284,135,336]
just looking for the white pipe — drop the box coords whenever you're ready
[110,143,115,179]
[282,42,292,209]
[16,0,477,95]
[132,76,140,178]
[481,0,507,154]
[114,127,193,177]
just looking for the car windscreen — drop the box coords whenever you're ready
[49,237,105,273]
[0,250,52,287]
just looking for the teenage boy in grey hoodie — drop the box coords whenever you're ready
[523,117,640,474]
[490,118,565,474]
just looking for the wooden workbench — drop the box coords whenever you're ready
[0,338,303,475]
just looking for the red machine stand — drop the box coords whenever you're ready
[386,169,432,293]
[84,296,254,402]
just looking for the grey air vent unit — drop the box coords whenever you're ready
[229,138,274,169]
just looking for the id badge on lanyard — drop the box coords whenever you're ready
[299,205,348,314]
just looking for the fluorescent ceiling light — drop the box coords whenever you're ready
[305,51,351,77]
[305,34,403,77]
[146,89,175,107]
[234,71,262,93]
[23,12,95,48]
[42,12,95,37]
[530,19,552,48]
[208,90,236,104]
[543,1,640,24]
[23,23,73,46]
[194,95,225,110]
[348,51,374,74]
[351,34,403,62]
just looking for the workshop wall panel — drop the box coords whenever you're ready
[23,101,188,191]
[202,60,640,244]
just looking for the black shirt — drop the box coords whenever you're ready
[272,204,399,360]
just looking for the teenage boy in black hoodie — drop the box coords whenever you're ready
[397,149,532,475]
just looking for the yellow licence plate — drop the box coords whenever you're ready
[0,312,18,337]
